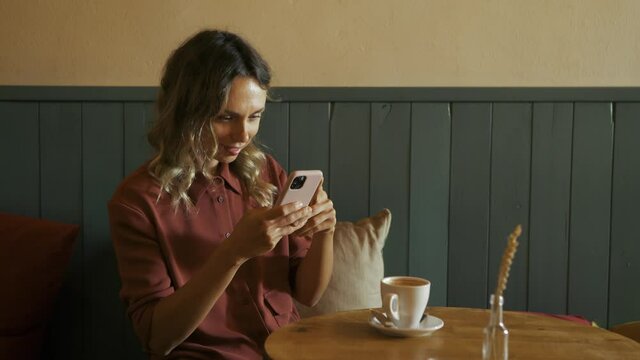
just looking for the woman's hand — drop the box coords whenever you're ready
[226,201,312,261]
[291,179,336,238]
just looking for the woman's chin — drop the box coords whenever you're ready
[215,154,240,164]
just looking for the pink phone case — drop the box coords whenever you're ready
[275,170,323,207]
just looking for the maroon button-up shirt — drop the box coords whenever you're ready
[108,155,309,359]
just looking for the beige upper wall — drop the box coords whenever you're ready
[1,0,639,86]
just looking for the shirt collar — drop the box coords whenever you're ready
[186,173,209,204]
[187,163,243,204]
[217,162,242,194]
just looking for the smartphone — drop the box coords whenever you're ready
[275,170,323,207]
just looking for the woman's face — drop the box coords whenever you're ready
[212,76,267,164]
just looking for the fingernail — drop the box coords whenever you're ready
[295,201,304,209]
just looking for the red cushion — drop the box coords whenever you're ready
[531,312,592,326]
[0,213,78,357]
[0,324,45,360]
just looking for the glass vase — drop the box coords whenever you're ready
[482,294,508,360]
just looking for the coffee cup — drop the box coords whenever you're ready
[380,276,430,329]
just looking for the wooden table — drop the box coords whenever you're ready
[265,307,640,359]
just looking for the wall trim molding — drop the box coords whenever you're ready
[1,86,640,102]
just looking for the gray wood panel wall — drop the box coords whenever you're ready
[1,87,640,359]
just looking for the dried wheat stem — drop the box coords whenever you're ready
[494,224,522,299]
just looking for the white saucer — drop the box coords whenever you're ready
[368,313,444,338]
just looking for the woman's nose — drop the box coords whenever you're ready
[232,120,250,142]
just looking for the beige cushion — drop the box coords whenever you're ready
[296,209,391,317]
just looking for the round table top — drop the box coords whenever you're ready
[265,307,640,360]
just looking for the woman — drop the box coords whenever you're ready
[108,29,336,359]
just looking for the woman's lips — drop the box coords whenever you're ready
[222,145,242,156]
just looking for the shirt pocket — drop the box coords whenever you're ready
[264,289,299,328]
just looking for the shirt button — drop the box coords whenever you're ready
[217,195,224,203]
[224,232,231,238]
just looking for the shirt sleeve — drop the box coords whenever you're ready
[108,199,174,352]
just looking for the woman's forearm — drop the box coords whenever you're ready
[146,203,315,355]
[294,231,334,307]
[148,241,246,355]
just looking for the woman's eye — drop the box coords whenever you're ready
[216,115,233,122]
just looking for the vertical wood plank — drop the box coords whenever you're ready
[260,102,289,170]
[289,103,330,192]
[371,103,411,276]
[0,102,39,217]
[609,102,640,327]
[528,103,573,314]
[448,103,492,308]
[487,103,532,311]
[82,102,127,359]
[40,103,83,223]
[409,103,450,306]
[329,103,370,222]
[569,102,613,327]
[124,102,155,176]
[39,102,83,360]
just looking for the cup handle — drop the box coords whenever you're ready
[383,293,399,325]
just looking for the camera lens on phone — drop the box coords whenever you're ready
[290,176,306,189]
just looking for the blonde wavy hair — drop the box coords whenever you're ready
[147,29,277,211]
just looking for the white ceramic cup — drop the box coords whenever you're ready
[380,276,431,329]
